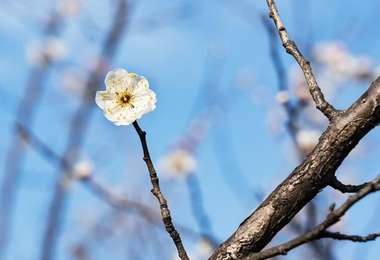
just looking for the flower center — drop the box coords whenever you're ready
[116,92,133,107]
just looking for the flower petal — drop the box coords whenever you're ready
[96,68,157,126]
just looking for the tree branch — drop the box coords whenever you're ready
[329,175,369,193]
[266,0,337,120]
[246,174,380,259]
[322,230,380,242]
[132,121,190,260]
[209,1,380,259]
[209,74,380,259]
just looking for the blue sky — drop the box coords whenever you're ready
[1,0,380,259]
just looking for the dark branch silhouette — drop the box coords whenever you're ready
[329,176,369,193]
[132,121,190,260]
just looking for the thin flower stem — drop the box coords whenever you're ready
[132,121,190,260]
[266,0,337,120]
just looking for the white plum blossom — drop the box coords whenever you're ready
[157,149,197,178]
[95,68,157,126]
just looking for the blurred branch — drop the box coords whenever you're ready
[199,53,257,209]
[41,1,130,259]
[16,123,160,223]
[83,177,159,222]
[247,174,380,260]
[132,121,190,260]
[0,5,65,258]
[17,123,202,243]
[82,2,195,40]
[164,48,255,247]
[261,15,287,93]
[133,2,196,33]
[186,173,219,248]
[261,14,303,158]
[266,0,336,120]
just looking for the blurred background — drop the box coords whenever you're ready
[1,0,380,259]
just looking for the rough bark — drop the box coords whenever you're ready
[209,76,380,259]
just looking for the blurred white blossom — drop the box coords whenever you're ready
[95,68,157,126]
[172,238,214,260]
[313,41,373,80]
[296,129,321,154]
[26,37,67,66]
[74,159,94,179]
[195,238,214,257]
[58,0,81,17]
[275,90,290,105]
[157,149,197,178]
[59,68,87,94]
[289,66,312,104]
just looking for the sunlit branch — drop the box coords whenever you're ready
[262,12,336,258]
[132,121,189,260]
[247,174,380,260]
[266,0,337,120]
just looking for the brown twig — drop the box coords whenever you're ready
[329,176,369,193]
[132,121,189,260]
[266,0,337,120]
[322,230,380,242]
[246,174,380,260]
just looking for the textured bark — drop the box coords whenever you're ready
[209,76,380,259]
